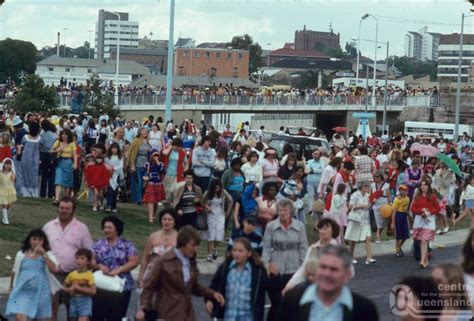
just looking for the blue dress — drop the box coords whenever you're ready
[6,256,52,319]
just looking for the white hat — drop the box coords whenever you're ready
[12,117,23,127]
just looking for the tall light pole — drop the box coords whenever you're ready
[164,0,175,122]
[355,14,369,86]
[368,15,378,107]
[454,13,466,143]
[110,12,121,107]
[63,28,69,57]
[382,41,389,134]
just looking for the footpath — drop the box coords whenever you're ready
[0,228,469,294]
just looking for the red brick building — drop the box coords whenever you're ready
[294,25,340,51]
[109,48,167,74]
[266,48,328,66]
[175,47,249,78]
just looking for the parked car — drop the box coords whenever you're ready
[268,135,330,161]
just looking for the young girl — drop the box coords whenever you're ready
[391,185,410,257]
[454,175,474,227]
[105,143,124,213]
[206,238,269,321]
[142,151,166,223]
[203,179,233,262]
[0,133,12,162]
[84,155,110,212]
[0,158,16,225]
[6,229,60,320]
[326,183,347,243]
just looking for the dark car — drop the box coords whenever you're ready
[268,135,330,161]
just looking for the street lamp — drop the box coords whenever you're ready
[355,14,369,86]
[365,14,379,107]
[110,12,121,107]
[164,0,176,122]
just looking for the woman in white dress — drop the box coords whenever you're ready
[371,171,391,243]
[345,182,376,265]
[148,124,164,153]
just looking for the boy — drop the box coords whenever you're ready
[227,216,262,255]
[392,185,410,257]
[63,249,96,321]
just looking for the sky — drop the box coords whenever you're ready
[0,0,473,59]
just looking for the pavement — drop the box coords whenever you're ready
[0,228,469,320]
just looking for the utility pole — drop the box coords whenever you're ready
[454,13,465,143]
[164,0,175,122]
[382,41,389,134]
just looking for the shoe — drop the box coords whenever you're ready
[52,200,59,206]
[99,206,104,211]
[435,229,443,235]
[400,250,405,257]
[375,240,381,244]
[207,255,213,262]
[92,206,98,212]
[105,208,111,213]
[442,227,449,234]
[212,248,218,260]
[365,258,376,265]
[2,211,9,225]
[111,209,118,214]
[351,259,358,264]
[395,252,402,257]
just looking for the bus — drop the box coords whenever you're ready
[404,121,472,140]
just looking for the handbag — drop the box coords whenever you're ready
[347,210,362,223]
[369,208,377,232]
[195,206,208,231]
[93,270,125,293]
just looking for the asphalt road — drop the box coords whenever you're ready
[0,245,462,321]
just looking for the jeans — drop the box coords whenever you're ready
[195,175,211,192]
[306,175,321,212]
[267,274,292,321]
[106,185,118,209]
[130,168,145,204]
[39,152,55,198]
[91,289,131,321]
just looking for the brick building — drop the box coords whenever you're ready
[110,48,167,74]
[266,48,328,66]
[294,25,340,51]
[175,47,249,78]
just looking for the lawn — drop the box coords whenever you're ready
[0,197,470,277]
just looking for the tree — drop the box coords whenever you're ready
[297,70,321,88]
[9,74,58,114]
[83,75,120,118]
[387,56,438,81]
[227,34,264,74]
[324,47,345,59]
[0,38,38,83]
[345,42,358,60]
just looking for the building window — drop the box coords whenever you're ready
[65,67,71,72]
[205,52,210,59]
[209,67,217,77]
[238,53,243,59]
[48,67,54,72]
[233,67,238,78]
[227,52,232,60]
[216,52,221,59]
[178,65,185,75]
[183,51,189,57]
[194,52,201,58]
[87,68,93,73]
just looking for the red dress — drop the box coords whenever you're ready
[411,194,440,241]
[84,163,110,189]
[0,146,12,162]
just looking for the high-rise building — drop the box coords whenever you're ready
[94,9,139,59]
[404,26,441,61]
[437,33,474,83]
[294,25,340,51]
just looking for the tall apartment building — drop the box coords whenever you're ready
[294,25,340,51]
[404,26,441,61]
[437,33,474,83]
[94,9,139,59]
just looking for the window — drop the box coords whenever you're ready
[194,52,201,58]
[216,52,221,59]
[183,50,189,57]
[227,52,232,60]
[205,52,210,59]
[87,68,93,73]
[209,67,217,77]
[65,67,71,72]
[48,67,54,72]
[233,67,238,78]
[238,53,243,59]
[178,66,185,75]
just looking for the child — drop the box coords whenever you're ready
[303,258,318,284]
[206,237,269,321]
[0,158,17,225]
[227,216,263,256]
[6,229,59,320]
[203,179,233,262]
[142,151,166,223]
[232,184,259,232]
[84,154,110,212]
[0,133,12,162]
[63,249,96,321]
[392,185,410,257]
[326,183,347,243]
[105,143,124,213]
[455,175,474,227]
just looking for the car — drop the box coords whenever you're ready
[268,135,330,161]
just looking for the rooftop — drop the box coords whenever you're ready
[270,58,352,70]
[196,42,227,49]
[440,33,474,45]
[268,48,328,58]
[109,47,168,56]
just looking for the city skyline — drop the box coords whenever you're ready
[0,0,472,59]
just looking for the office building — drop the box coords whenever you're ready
[437,33,474,82]
[405,26,441,61]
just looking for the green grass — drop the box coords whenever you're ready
[0,198,470,277]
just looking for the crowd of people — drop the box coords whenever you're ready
[1,107,474,321]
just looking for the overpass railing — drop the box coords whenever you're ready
[58,94,439,109]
